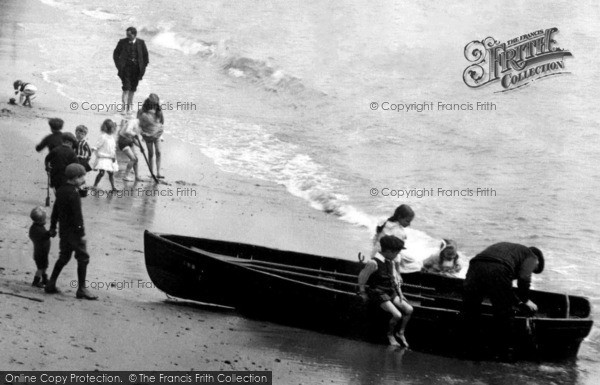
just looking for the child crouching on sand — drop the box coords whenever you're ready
[92,119,118,191]
[13,80,37,107]
[29,207,52,288]
[359,235,413,347]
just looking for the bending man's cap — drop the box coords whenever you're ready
[529,246,544,274]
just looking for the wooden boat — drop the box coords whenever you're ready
[144,230,593,360]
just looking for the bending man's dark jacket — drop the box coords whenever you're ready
[113,38,149,79]
[470,242,539,303]
[50,184,85,237]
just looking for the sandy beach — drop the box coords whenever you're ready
[0,1,365,380]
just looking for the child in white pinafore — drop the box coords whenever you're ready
[92,119,118,191]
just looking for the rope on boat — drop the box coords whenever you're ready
[358,252,365,263]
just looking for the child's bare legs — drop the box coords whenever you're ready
[122,147,139,181]
[380,300,403,346]
[392,296,413,347]
[126,91,135,114]
[122,91,131,114]
[107,171,116,190]
[93,170,105,187]
[154,139,163,178]
[146,141,155,175]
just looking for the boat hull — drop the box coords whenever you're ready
[144,231,593,360]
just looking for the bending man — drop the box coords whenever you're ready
[462,242,544,358]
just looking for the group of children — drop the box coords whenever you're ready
[27,116,146,298]
[25,89,167,300]
[358,204,462,347]
[35,117,141,193]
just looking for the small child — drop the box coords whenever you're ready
[371,204,416,271]
[35,118,64,153]
[74,125,92,172]
[92,119,118,191]
[28,207,52,288]
[359,235,414,347]
[13,80,37,107]
[421,239,462,277]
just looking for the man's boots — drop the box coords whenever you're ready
[75,263,97,300]
[44,262,65,293]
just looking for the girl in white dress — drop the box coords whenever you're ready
[92,119,118,191]
[371,204,416,272]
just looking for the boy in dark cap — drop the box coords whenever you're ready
[45,132,78,191]
[358,235,413,347]
[36,118,64,153]
[462,242,545,359]
[46,163,97,300]
[28,206,52,288]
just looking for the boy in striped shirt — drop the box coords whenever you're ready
[74,125,92,172]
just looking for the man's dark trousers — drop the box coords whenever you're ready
[463,260,516,356]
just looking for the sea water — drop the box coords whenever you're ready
[13,0,600,382]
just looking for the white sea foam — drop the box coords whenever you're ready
[167,115,449,270]
[39,0,65,8]
[169,117,375,229]
[82,9,118,21]
[41,69,76,101]
[152,30,215,56]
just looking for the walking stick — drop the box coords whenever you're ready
[45,172,51,206]
[135,136,159,184]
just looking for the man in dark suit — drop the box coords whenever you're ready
[113,27,149,114]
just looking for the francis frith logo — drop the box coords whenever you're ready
[463,28,572,91]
